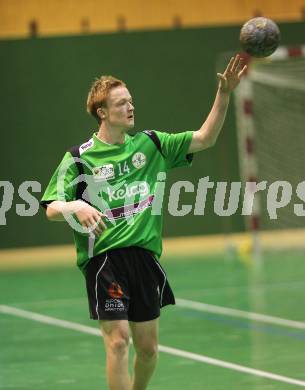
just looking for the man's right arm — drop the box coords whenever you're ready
[46,200,83,221]
[46,200,107,236]
[42,152,106,235]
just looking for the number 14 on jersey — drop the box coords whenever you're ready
[118,161,130,176]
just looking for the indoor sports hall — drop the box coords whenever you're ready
[1,1,305,389]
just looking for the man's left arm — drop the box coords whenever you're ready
[188,54,247,154]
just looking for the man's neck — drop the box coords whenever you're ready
[96,125,126,145]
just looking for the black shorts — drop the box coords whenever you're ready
[84,246,175,322]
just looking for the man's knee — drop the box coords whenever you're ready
[135,343,158,362]
[107,333,130,356]
[101,320,130,356]
[103,327,129,355]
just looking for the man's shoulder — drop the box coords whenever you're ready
[68,137,94,158]
[132,130,161,143]
[133,130,164,156]
[67,131,163,157]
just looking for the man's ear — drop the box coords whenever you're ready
[97,107,106,120]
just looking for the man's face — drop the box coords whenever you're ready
[103,86,135,131]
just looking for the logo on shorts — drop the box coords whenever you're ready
[105,299,125,312]
[108,282,124,299]
[132,152,146,169]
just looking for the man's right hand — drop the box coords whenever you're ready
[46,200,107,237]
[74,201,107,237]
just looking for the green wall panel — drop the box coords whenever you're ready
[1,22,304,248]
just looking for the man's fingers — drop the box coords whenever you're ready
[93,215,106,236]
[230,54,240,72]
[76,208,107,235]
[87,217,97,231]
[98,217,107,231]
[238,65,248,78]
[90,213,107,234]
[217,73,226,80]
[217,73,227,89]
[235,57,245,74]
[93,226,103,237]
[223,54,241,76]
[82,220,93,234]
[223,57,234,76]
[92,211,106,227]
[91,214,107,231]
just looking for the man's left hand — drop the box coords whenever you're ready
[217,54,247,93]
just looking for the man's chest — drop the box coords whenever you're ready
[82,146,162,209]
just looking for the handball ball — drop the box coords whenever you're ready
[240,17,280,57]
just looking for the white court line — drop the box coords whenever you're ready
[176,298,305,330]
[1,305,305,388]
[6,295,305,331]
[7,295,305,331]
[178,280,305,295]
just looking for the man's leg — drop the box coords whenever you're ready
[100,319,131,390]
[129,319,159,390]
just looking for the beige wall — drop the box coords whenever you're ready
[1,0,305,38]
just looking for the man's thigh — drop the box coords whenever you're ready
[100,319,130,346]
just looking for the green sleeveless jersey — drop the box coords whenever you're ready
[41,130,193,270]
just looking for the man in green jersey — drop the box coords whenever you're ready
[41,54,246,390]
